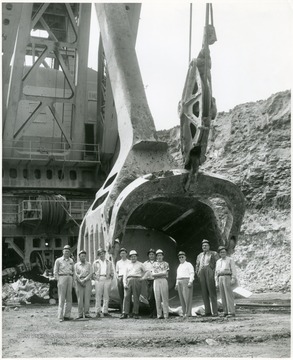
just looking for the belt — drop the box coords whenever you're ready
[59,274,73,276]
[177,277,190,280]
[100,275,107,277]
[219,273,232,276]
[127,276,141,279]
[118,275,123,278]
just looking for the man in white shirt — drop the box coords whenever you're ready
[115,248,131,313]
[175,251,194,317]
[92,248,114,318]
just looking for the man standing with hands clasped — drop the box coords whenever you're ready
[175,251,194,318]
[54,245,74,322]
[196,239,219,317]
[93,249,114,318]
[215,246,237,317]
[74,250,92,319]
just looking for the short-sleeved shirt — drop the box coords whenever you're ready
[74,261,92,281]
[176,261,194,282]
[123,261,145,286]
[153,261,169,278]
[54,256,74,279]
[116,259,131,276]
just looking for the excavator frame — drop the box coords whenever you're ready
[78,3,245,294]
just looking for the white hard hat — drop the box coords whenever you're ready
[129,250,138,256]
[156,249,164,255]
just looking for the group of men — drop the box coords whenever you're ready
[53,246,115,322]
[53,238,237,322]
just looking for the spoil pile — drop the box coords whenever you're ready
[158,90,291,293]
[2,277,51,306]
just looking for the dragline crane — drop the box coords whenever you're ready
[2,3,244,304]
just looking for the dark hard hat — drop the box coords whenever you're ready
[178,251,186,257]
[119,247,127,254]
[79,250,86,256]
[202,239,210,245]
[218,246,227,252]
[147,248,156,255]
[97,248,106,255]
[63,245,71,250]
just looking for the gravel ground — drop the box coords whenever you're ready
[2,300,290,358]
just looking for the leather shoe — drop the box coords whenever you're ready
[84,315,92,319]
[75,316,83,320]
[157,316,164,319]
[64,317,73,321]
[120,314,128,319]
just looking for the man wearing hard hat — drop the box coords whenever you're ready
[115,247,131,313]
[53,245,74,322]
[120,250,145,319]
[143,249,157,318]
[175,251,194,317]
[92,248,114,318]
[74,250,93,319]
[196,239,219,317]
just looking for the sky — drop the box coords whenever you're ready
[88,1,293,130]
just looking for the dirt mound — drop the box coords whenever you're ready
[157,90,291,293]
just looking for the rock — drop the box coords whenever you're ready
[205,339,218,346]
[193,306,205,316]
[158,90,291,293]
